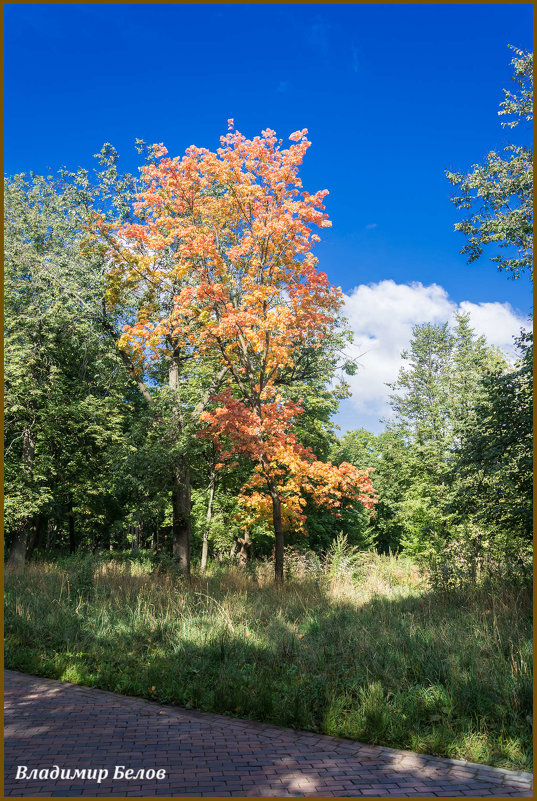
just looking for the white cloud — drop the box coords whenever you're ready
[340,280,529,424]
[457,300,528,350]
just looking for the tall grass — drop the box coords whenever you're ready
[4,546,532,771]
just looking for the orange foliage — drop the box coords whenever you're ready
[200,387,376,532]
[102,124,377,531]
[102,125,338,367]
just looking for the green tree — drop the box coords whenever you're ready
[450,313,506,441]
[330,429,410,553]
[388,322,454,453]
[385,314,505,558]
[446,47,533,280]
[4,172,140,563]
[448,330,532,580]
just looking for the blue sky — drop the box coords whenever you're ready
[5,4,533,432]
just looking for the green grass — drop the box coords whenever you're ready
[4,549,532,771]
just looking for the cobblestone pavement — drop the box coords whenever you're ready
[5,670,533,797]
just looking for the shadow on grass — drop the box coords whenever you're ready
[4,565,533,773]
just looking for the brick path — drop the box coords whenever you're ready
[4,670,532,797]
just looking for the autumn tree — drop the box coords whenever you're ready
[109,124,376,581]
[91,142,233,573]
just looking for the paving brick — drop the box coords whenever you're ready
[4,669,533,798]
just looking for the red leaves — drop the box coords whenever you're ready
[200,389,377,532]
[100,124,377,534]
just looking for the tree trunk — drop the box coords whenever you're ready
[68,504,76,554]
[172,461,191,574]
[169,353,191,575]
[270,489,284,584]
[131,524,141,551]
[200,472,216,573]
[8,524,30,568]
[259,453,285,583]
[8,428,36,567]
[26,514,46,561]
[152,519,160,551]
[237,530,252,568]
[163,525,172,553]
[46,519,57,551]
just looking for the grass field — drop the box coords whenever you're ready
[4,547,533,771]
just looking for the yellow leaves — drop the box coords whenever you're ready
[117,333,131,351]
[94,126,360,535]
